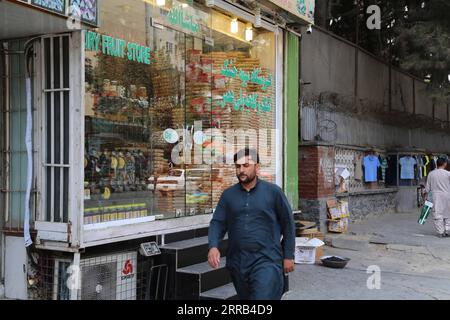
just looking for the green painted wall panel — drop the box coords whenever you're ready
[285,32,299,209]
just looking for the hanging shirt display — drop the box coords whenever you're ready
[363,155,380,182]
[379,156,388,183]
[423,155,430,177]
[354,154,363,181]
[385,155,397,186]
[430,156,438,171]
[417,156,423,179]
[399,156,417,179]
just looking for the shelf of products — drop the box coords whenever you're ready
[84,21,278,224]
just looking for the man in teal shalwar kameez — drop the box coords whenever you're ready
[208,148,295,300]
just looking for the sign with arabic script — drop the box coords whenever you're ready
[268,0,315,24]
[166,6,199,33]
[220,60,273,91]
[220,90,272,113]
[219,60,274,114]
[148,0,210,38]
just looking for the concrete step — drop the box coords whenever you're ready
[200,283,237,300]
[324,233,370,251]
[177,257,227,274]
[160,236,228,299]
[160,236,228,268]
[176,258,232,299]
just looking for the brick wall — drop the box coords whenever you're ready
[298,146,318,199]
[299,145,335,199]
[318,146,335,197]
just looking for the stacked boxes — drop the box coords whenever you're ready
[327,199,350,233]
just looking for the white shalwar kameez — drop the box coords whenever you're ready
[425,169,450,235]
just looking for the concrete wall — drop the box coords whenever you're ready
[396,187,419,213]
[414,82,433,118]
[300,27,449,140]
[302,107,450,153]
[391,69,414,114]
[301,28,355,105]
[299,198,329,233]
[435,101,448,122]
[357,51,389,113]
[339,190,397,222]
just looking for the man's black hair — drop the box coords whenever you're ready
[233,148,260,164]
[437,156,448,167]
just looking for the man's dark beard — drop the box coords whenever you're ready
[237,173,256,184]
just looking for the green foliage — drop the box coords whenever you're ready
[315,0,450,103]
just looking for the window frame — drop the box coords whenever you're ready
[34,32,85,250]
[79,3,284,248]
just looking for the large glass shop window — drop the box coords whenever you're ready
[83,0,277,225]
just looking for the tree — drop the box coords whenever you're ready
[314,0,450,103]
[396,0,450,102]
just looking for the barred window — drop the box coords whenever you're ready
[42,35,70,223]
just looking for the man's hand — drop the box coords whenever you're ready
[283,259,295,274]
[208,247,221,269]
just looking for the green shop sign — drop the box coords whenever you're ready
[220,89,272,113]
[85,31,154,65]
[220,59,273,91]
[166,6,199,33]
[219,59,273,114]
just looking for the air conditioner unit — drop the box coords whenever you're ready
[53,251,137,300]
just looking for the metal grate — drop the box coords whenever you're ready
[335,147,388,192]
[0,39,37,231]
[145,264,168,300]
[28,249,162,300]
[41,35,70,223]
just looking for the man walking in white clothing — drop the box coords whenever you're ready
[424,156,450,237]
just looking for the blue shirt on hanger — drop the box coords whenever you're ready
[363,155,380,182]
[399,156,417,179]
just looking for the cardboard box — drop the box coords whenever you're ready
[315,246,324,263]
[327,199,350,220]
[327,218,348,233]
[327,199,342,220]
[299,231,324,241]
[296,227,319,237]
[294,237,325,264]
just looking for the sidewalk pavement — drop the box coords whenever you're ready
[283,212,450,300]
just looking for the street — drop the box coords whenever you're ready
[284,212,450,300]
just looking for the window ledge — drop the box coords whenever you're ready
[336,187,399,197]
[82,214,213,248]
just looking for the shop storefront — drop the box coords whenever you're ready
[82,0,282,232]
[1,0,310,299]
[26,0,294,249]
